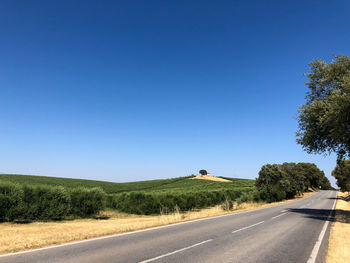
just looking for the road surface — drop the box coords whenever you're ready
[0,190,337,263]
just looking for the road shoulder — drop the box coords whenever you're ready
[327,191,350,263]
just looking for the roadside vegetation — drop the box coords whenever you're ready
[327,192,350,263]
[0,174,256,220]
[256,162,332,202]
[0,182,106,221]
[0,163,329,221]
[0,192,315,254]
[296,55,350,262]
[332,160,350,192]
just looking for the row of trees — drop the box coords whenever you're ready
[0,182,106,221]
[255,162,332,202]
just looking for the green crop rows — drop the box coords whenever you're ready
[0,174,255,218]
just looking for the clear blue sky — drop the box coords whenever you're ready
[1,1,349,186]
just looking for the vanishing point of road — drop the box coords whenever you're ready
[0,190,337,263]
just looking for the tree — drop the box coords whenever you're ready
[255,162,332,202]
[295,162,326,190]
[255,164,288,202]
[296,55,350,161]
[332,159,350,191]
[280,162,304,194]
[199,170,208,175]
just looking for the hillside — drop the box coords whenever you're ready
[0,174,254,194]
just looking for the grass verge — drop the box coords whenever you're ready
[327,191,350,263]
[0,192,314,255]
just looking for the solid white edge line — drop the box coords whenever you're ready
[232,220,265,233]
[0,190,323,258]
[138,239,212,263]
[271,213,287,220]
[306,192,337,263]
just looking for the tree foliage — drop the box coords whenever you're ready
[256,162,332,202]
[296,55,350,160]
[199,170,208,175]
[332,159,350,191]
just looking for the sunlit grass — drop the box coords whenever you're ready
[327,191,350,263]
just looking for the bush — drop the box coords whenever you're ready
[221,199,234,211]
[111,188,252,215]
[69,187,106,217]
[0,182,24,221]
[22,185,71,220]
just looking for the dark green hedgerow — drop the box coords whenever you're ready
[0,182,24,221]
[109,188,253,215]
[22,185,71,220]
[69,187,106,217]
[0,182,106,221]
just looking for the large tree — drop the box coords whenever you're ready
[296,55,350,160]
[332,159,350,191]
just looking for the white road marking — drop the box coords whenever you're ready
[138,239,213,263]
[281,210,287,212]
[232,221,265,234]
[306,193,337,263]
[271,213,287,220]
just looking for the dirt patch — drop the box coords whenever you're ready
[190,175,231,183]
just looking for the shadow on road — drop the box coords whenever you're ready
[288,208,349,223]
[289,193,350,223]
[289,194,350,224]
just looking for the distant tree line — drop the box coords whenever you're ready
[0,182,106,222]
[255,162,332,202]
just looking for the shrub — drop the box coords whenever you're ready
[22,185,71,220]
[221,199,234,211]
[0,182,24,221]
[69,187,106,217]
[112,188,252,215]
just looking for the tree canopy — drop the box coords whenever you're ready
[199,170,208,175]
[296,55,350,160]
[255,162,332,202]
[332,159,350,191]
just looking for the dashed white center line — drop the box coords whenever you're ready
[138,239,213,263]
[271,213,288,220]
[232,221,265,234]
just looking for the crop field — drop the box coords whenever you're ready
[0,174,256,217]
[0,174,193,194]
[0,174,254,194]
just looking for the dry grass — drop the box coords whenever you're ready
[327,191,350,263]
[0,192,315,254]
[189,175,232,182]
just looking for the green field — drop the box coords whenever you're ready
[0,174,254,194]
[0,174,256,216]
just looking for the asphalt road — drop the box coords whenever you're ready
[0,190,337,263]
